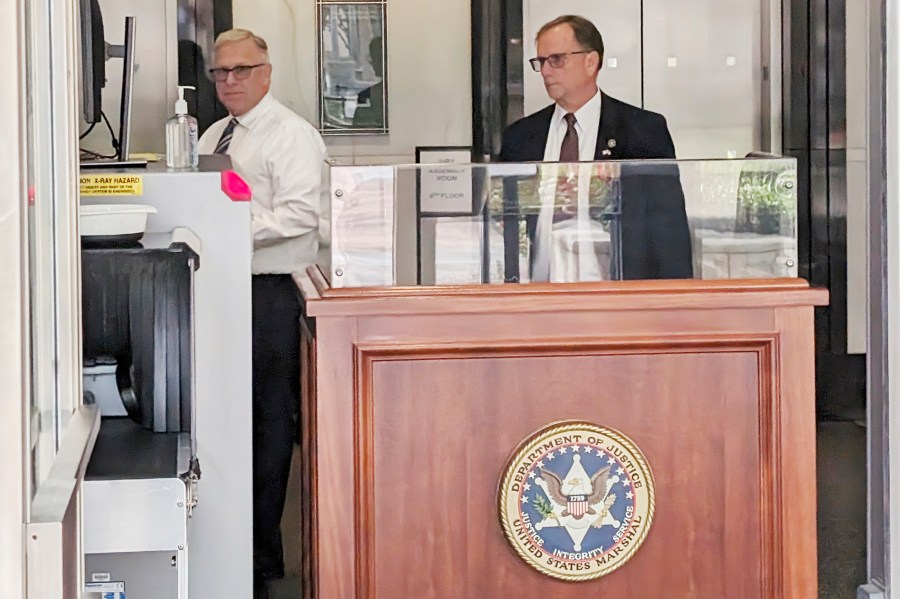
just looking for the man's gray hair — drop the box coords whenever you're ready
[215,29,270,61]
[537,15,604,62]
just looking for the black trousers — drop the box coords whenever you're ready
[251,274,301,581]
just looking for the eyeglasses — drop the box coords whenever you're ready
[529,51,591,72]
[208,64,266,82]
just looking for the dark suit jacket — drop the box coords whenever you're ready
[498,92,693,280]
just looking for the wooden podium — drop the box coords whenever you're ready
[295,272,827,598]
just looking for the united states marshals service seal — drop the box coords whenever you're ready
[498,421,655,581]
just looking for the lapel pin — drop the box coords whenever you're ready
[607,138,617,149]
[601,149,612,156]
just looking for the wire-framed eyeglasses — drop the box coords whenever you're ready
[208,64,266,82]
[528,51,591,72]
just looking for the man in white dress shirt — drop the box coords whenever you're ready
[198,28,327,599]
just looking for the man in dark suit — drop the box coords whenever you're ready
[499,15,693,281]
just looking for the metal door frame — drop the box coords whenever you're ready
[885,0,900,594]
[1,0,87,595]
[0,0,28,594]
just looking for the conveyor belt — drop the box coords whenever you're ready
[86,417,182,480]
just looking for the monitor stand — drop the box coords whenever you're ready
[80,16,142,172]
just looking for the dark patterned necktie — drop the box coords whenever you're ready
[214,118,239,155]
[559,113,579,162]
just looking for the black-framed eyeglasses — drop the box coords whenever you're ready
[529,51,591,72]
[207,64,266,82]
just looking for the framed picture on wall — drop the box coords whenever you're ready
[316,1,388,135]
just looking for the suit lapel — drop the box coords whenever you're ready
[595,92,622,159]
[526,105,554,161]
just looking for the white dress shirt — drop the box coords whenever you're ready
[199,93,329,274]
[543,89,602,161]
[534,89,605,282]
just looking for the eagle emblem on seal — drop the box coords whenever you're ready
[541,461,616,522]
[534,454,622,551]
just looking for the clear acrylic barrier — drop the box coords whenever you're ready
[319,157,797,288]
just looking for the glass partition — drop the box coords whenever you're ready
[320,157,797,288]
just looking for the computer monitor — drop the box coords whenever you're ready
[79,0,106,124]
[78,1,141,167]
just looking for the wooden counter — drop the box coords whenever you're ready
[294,272,827,598]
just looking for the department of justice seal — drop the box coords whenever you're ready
[498,421,655,582]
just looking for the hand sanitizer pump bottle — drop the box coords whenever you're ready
[165,85,199,169]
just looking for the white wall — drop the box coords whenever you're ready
[523,0,643,113]
[521,0,768,159]
[81,0,178,156]
[233,0,472,165]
